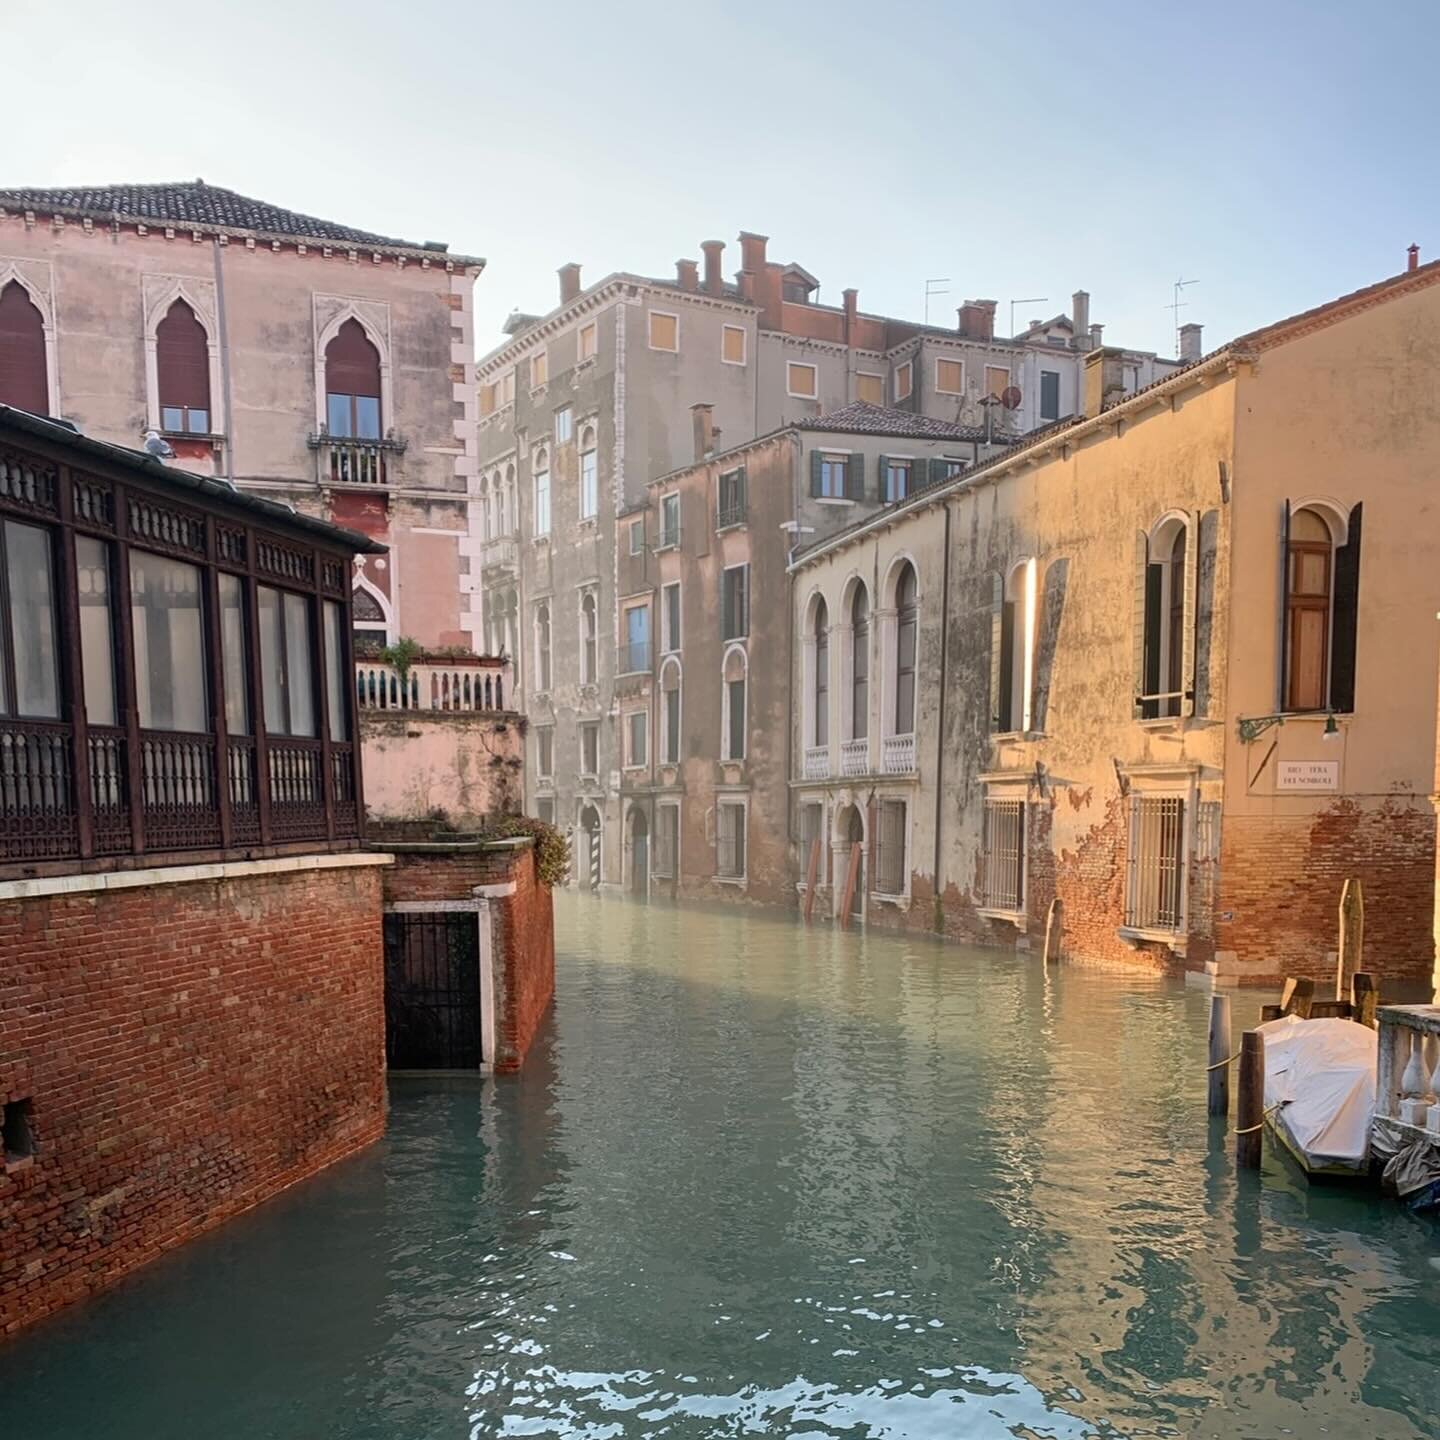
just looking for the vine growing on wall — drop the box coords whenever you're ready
[378,635,423,680]
[493,814,570,888]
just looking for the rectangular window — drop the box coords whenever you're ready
[161,405,209,435]
[787,362,818,399]
[659,492,681,549]
[856,372,883,406]
[76,536,117,727]
[627,710,648,768]
[1040,370,1061,422]
[580,445,598,520]
[818,453,849,498]
[883,458,912,504]
[726,674,746,761]
[982,798,1025,912]
[1126,795,1186,932]
[499,370,516,407]
[985,365,1011,400]
[480,383,497,416]
[623,604,651,673]
[257,585,315,737]
[655,803,680,878]
[554,406,573,444]
[629,518,645,556]
[875,799,908,896]
[218,573,249,735]
[935,358,963,395]
[717,468,746,528]
[131,550,207,732]
[537,726,554,777]
[799,802,823,875]
[721,565,749,640]
[662,582,681,653]
[580,721,599,776]
[648,311,678,352]
[323,599,347,741]
[894,361,913,400]
[722,325,747,365]
[536,795,555,825]
[578,321,598,361]
[534,465,551,537]
[717,801,746,878]
[0,520,59,719]
[664,683,680,764]
[531,351,548,388]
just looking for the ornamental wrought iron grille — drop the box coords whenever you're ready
[383,911,483,1069]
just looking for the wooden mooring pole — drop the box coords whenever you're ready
[1042,898,1062,965]
[1207,992,1232,1116]
[1236,1029,1266,1169]
[1351,971,1378,1029]
[1336,878,1364,1001]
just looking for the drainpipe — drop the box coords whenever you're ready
[931,499,953,929]
[211,237,236,482]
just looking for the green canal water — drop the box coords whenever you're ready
[4,892,1438,1438]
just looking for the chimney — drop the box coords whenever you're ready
[1071,290,1090,350]
[843,288,858,345]
[976,300,997,341]
[738,231,768,276]
[1179,322,1204,363]
[701,239,725,295]
[1408,243,1420,273]
[1083,347,1127,418]
[558,262,581,305]
[957,300,997,341]
[957,302,980,338]
[677,258,699,292]
[738,271,755,302]
[1089,323,1103,350]
[691,402,715,461]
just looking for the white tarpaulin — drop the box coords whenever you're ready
[1259,1015,1377,1167]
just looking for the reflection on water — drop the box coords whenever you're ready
[2,892,1436,1439]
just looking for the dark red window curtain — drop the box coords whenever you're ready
[156,299,211,418]
[0,281,49,415]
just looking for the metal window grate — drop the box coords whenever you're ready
[982,799,1025,911]
[1126,796,1186,930]
[654,805,679,879]
[874,799,907,895]
[716,802,746,878]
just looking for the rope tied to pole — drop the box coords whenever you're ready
[1206,1052,1238,1073]
[1233,1101,1287,1137]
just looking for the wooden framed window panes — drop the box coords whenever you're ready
[324,319,382,441]
[75,536,118,727]
[894,362,913,400]
[323,599,348,741]
[217,572,250,736]
[578,322,598,361]
[257,585,316,737]
[985,365,1011,400]
[130,550,207,733]
[531,351,548,388]
[648,312,678,352]
[722,325,747,365]
[856,372,883,405]
[156,298,211,434]
[0,519,61,718]
[935,358,963,395]
[787,362,818,399]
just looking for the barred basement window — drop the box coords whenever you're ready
[874,799,907,896]
[654,802,679,878]
[982,798,1025,912]
[1126,796,1186,932]
[2,1097,35,1165]
[717,801,746,878]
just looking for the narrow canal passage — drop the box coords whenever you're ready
[4,894,1438,1438]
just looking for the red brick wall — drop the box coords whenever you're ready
[0,860,386,1336]
[1218,798,1436,987]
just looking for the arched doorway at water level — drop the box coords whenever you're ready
[627,805,649,898]
[834,802,866,922]
[578,804,602,891]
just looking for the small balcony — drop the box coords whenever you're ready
[481,535,519,574]
[309,431,407,488]
[656,520,682,552]
[618,641,653,676]
[840,737,869,777]
[356,655,510,713]
[716,503,746,531]
[881,733,916,775]
[803,745,831,780]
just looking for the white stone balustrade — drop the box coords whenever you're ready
[804,745,831,780]
[1375,1005,1440,1136]
[355,658,511,713]
[840,738,869,777]
[882,732,916,775]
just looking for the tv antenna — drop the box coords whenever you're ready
[924,278,950,325]
[1010,297,1048,339]
[1167,277,1198,357]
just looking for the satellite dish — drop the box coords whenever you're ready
[1000,385,1022,411]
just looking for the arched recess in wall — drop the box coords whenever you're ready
[0,271,55,415]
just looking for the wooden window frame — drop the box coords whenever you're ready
[721,325,747,367]
[934,358,964,396]
[787,361,819,400]
[647,310,679,353]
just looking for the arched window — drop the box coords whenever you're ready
[894,562,917,735]
[1284,502,1360,713]
[352,584,388,656]
[813,597,830,746]
[723,646,747,761]
[325,319,382,440]
[660,657,682,765]
[0,280,48,415]
[850,584,870,741]
[1135,516,1194,719]
[579,425,598,519]
[478,475,492,541]
[992,559,1033,733]
[533,450,550,537]
[156,298,211,434]
[580,591,597,684]
[535,601,552,692]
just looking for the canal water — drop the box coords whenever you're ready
[4,893,1438,1439]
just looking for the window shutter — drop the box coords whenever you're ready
[1278,500,1292,711]
[876,455,889,502]
[1132,531,1149,719]
[736,466,747,515]
[809,448,824,497]
[988,572,1004,732]
[1180,512,1200,717]
[847,453,865,500]
[1330,502,1361,713]
[0,281,49,415]
[156,299,211,412]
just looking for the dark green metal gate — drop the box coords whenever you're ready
[382,911,482,1069]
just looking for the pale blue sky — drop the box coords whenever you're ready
[7,0,1438,359]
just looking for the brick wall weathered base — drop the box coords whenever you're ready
[0,856,389,1336]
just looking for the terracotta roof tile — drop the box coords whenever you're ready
[795,401,1006,443]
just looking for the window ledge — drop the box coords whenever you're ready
[871,891,911,910]
[813,497,856,506]
[714,874,747,887]
[529,385,547,399]
[574,356,597,373]
[3,1154,35,1176]
[160,430,226,444]
[1136,716,1186,733]
[1118,925,1188,955]
[715,521,747,534]
[978,906,1027,930]
[577,517,598,530]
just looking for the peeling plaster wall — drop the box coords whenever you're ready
[360,712,524,823]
